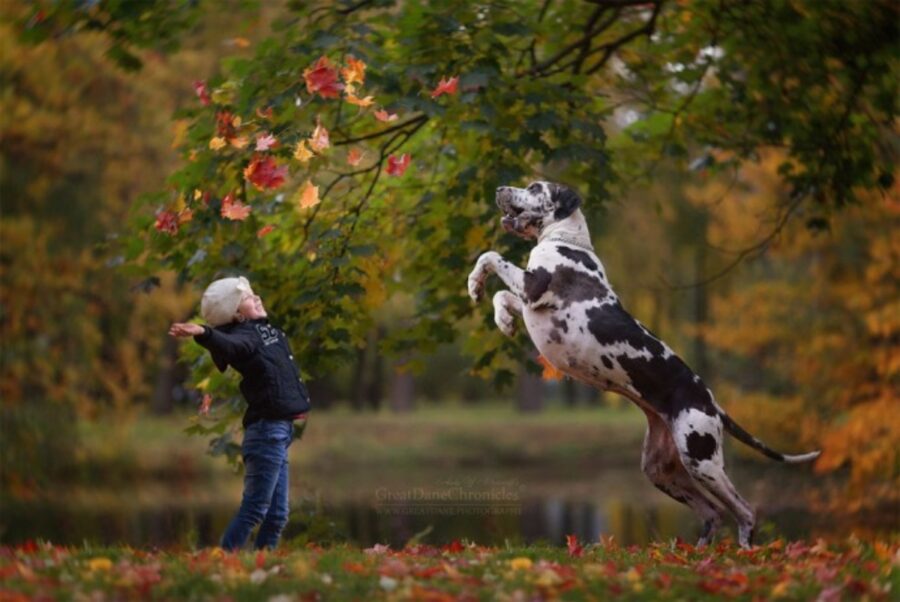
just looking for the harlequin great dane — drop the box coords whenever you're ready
[467,181,820,548]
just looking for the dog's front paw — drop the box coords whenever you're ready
[467,270,485,302]
[494,310,517,337]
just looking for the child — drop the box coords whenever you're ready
[169,276,311,550]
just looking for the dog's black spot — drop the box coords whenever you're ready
[686,432,717,462]
[601,356,614,370]
[547,266,608,306]
[557,246,598,272]
[579,327,584,333]
[551,184,582,220]
[524,267,552,303]
[551,317,568,333]
[548,330,563,344]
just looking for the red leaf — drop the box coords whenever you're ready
[430,75,459,98]
[257,224,275,238]
[304,56,344,99]
[154,209,179,235]
[193,80,211,106]
[386,153,411,176]
[374,109,398,122]
[442,540,464,554]
[255,550,266,569]
[244,155,288,190]
[566,534,584,557]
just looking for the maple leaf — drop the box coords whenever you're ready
[309,122,330,152]
[566,535,584,557]
[154,210,179,235]
[385,153,411,176]
[209,137,227,150]
[255,133,278,151]
[297,179,320,209]
[215,110,238,138]
[430,76,459,98]
[230,136,249,149]
[346,147,365,166]
[244,155,288,190]
[257,224,276,238]
[221,193,251,220]
[374,109,398,122]
[193,80,211,106]
[293,140,313,163]
[341,56,366,88]
[537,355,564,380]
[304,56,344,99]
[345,93,375,107]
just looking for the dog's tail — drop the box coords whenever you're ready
[720,412,821,464]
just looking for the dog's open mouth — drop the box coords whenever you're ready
[500,206,523,233]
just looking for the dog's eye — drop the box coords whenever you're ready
[527,184,541,193]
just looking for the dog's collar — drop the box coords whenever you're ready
[540,233,595,252]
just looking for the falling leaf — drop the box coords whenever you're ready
[244,155,288,190]
[341,56,366,88]
[193,80,211,106]
[346,147,365,166]
[209,136,227,150]
[257,224,276,238]
[228,36,251,48]
[430,75,459,98]
[199,394,212,416]
[230,136,249,149]
[154,210,179,235]
[297,179,320,209]
[177,208,193,224]
[303,56,344,99]
[374,109,398,122]
[255,133,278,151]
[216,111,238,138]
[221,194,251,220]
[345,93,375,107]
[309,122,330,152]
[385,153,411,176]
[537,355,564,380]
[256,106,274,120]
[293,140,313,163]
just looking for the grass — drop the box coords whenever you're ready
[2,537,897,601]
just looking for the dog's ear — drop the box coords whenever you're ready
[552,185,582,220]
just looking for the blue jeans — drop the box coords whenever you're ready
[221,419,294,550]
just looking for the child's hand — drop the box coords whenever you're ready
[169,323,205,338]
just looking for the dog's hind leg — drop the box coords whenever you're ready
[670,408,756,548]
[493,291,522,337]
[640,408,724,546]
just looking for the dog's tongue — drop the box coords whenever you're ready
[501,216,517,233]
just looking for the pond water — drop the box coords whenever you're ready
[3,464,893,548]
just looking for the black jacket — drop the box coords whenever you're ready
[194,318,311,427]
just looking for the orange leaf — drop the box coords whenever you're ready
[293,140,313,163]
[256,224,275,238]
[345,92,375,107]
[221,194,251,221]
[537,355,564,380]
[297,180,320,209]
[347,147,365,166]
[341,56,366,88]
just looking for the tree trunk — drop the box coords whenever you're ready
[516,357,544,413]
[389,365,415,413]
